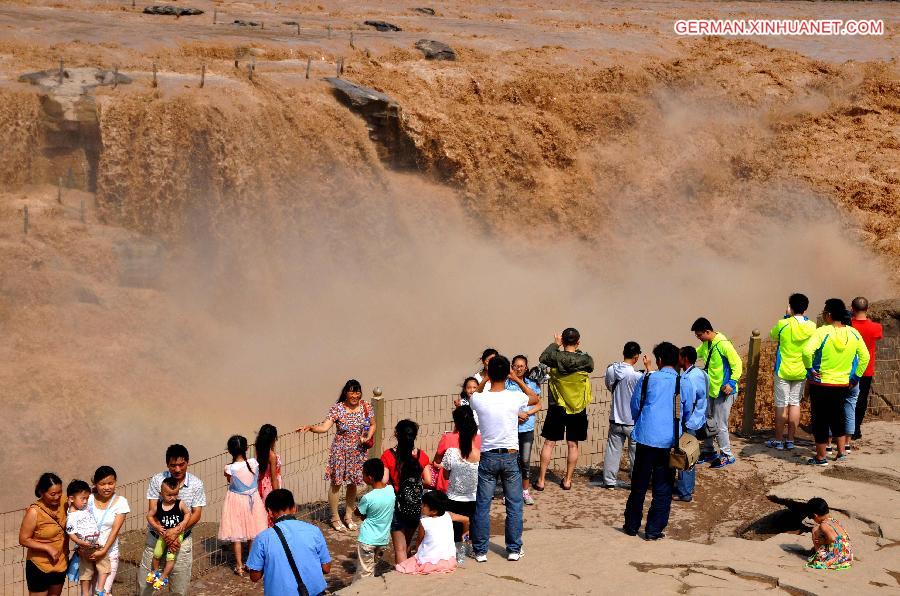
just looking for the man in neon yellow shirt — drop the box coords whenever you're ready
[692,318,743,469]
[801,298,869,466]
[767,293,816,451]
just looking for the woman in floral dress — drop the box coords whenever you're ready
[805,497,853,570]
[297,379,375,532]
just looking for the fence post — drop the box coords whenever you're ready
[369,387,384,458]
[742,329,761,436]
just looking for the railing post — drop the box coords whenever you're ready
[370,386,384,458]
[742,329,762,435]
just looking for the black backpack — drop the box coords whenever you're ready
[395,468,423,524]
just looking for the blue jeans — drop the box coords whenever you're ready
[845,382,859,436]
[674,430,696,500]
[472,451,523,555]
[624,444,674,537]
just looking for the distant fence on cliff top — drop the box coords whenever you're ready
[3,328,899,594]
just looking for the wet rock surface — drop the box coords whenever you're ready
[143,6,204,16]
[415,39,456,60]
[325,78,417,169]
[363,20,402,32]
[16,67,127,191]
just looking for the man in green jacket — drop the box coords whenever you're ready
[801,298,869,466]
[535,328,593,491]
[767,293,816,451]
[692,318,743,470]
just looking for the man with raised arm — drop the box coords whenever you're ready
[470,355,540,563]
[623,342,697,540]
[535,328,594,492]
[593,341,648,490]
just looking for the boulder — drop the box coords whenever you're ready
[413,7,435,15]
[325,78,417,169]
[414,39,456,60]
[325,78,397,111]
[143,6,204,16]
[363,20,402,32]
[233,19,260,27]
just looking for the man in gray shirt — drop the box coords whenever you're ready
[593,342,649,489]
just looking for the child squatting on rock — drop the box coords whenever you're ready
[806,497,853,570]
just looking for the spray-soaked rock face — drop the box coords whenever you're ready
[16,67,125,190]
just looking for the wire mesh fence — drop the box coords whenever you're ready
[3,344,897,595]
[0,380,612,595]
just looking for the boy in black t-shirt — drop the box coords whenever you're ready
[145,477,188,591]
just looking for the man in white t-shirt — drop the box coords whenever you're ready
[470,355,540,563]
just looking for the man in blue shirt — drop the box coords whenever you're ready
[248,489,331,596]
[623,342,697,540]
[673,346,709,503]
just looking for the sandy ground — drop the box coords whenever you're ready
[184,421,900,595]
[338,422,900,595]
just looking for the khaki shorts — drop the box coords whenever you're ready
[774,377,804,408]
[355,542,386,579]
[79,551,111,581]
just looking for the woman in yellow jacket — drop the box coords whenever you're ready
[802,298,869,466]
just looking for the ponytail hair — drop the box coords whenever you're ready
[227,435,253,475]
[453,405,478,459]
[393,419,421,482]
[255,424,278,478]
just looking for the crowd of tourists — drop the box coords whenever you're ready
[18,296,883,595]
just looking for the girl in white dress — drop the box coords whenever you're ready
[394,491,457,575]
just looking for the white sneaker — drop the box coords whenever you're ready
[522,489,535,505]
[475,553,488,563]
[507,548,524,561]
